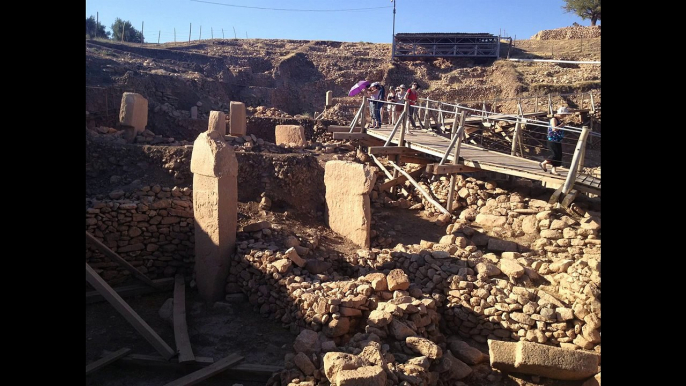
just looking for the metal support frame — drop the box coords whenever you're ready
[392,33,499,59]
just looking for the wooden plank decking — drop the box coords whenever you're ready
[365,125,600,196]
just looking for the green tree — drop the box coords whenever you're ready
[111,18,145,43]
[562,0,601,26]
[86,16,109,39]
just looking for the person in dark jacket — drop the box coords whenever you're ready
[368,82,385,128]
[539,106,571,175]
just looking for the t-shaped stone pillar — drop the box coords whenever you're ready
[190,111,238,303]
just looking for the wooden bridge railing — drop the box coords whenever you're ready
[346,92,599,198]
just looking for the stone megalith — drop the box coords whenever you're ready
[326,90,333,107]
[324,161,377,248]
[119,92,148,134]
[275,125,307,147]
[190,110,238,303]
[229,101,246,136]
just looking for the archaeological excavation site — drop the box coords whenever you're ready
[86,27,601,386]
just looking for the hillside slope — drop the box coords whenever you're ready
[85,26,600,141]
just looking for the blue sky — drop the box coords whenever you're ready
[85,0,598,44]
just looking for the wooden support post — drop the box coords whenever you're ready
[86,277,175,304]
[332,133,368,140]
[446,108,467,211]
[384,111,405,147]
[446,174,457,212]
[368,146,414,155]
[561,189,579,209]
[360,96,368,129]
[350,101,364,132]
[438,103,445,131]
[86,263,177,360]
[561,125,590,196]
[174,274,195,364]
[387,160,451,217]
[86,231,159,288]
[422,99,430,128]
[451,111,467,164]
[399,101,409,147]
[511,118,522,156]
[369,154,394,180]
[378,168,423,192]
[427,164,479,174]
[86,348,132,375]
[161,353,243,386]
[439,132,461,165]
[104,351,281,382]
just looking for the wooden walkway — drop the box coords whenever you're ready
[364,125,601,196]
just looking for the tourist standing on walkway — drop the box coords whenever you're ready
[395,84,406,125]
[368,82,385,128]
[539,106,571,175]
[385,87,397,125]
[403,81,420,130]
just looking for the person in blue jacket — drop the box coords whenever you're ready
[539,106,571,175]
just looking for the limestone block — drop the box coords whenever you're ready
[387,269,410,291]
[336,365,386,386]
[229,101,246,136]
[119,92,148,133]
[406,336,442,359]
[324,161,377,248]
[293,329,321,355]
[275,124,307,147]
[514,340,599,380]
[190,132,238,178]
[487,238,518,252]
[488,339,518,373]
[475,213,507,227]
[208,111,226,136]
[323,351,364,382]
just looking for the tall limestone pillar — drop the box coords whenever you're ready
[190,111,238,303]
[324,160,377,248]
[229,101,246,136]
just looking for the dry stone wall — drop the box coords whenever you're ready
[531,25,601,40]
[86,151,327,285]
[86,186,195,285]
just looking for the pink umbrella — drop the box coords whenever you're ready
[348,80,370,97]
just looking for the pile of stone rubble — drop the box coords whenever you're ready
[225,172,600,386]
